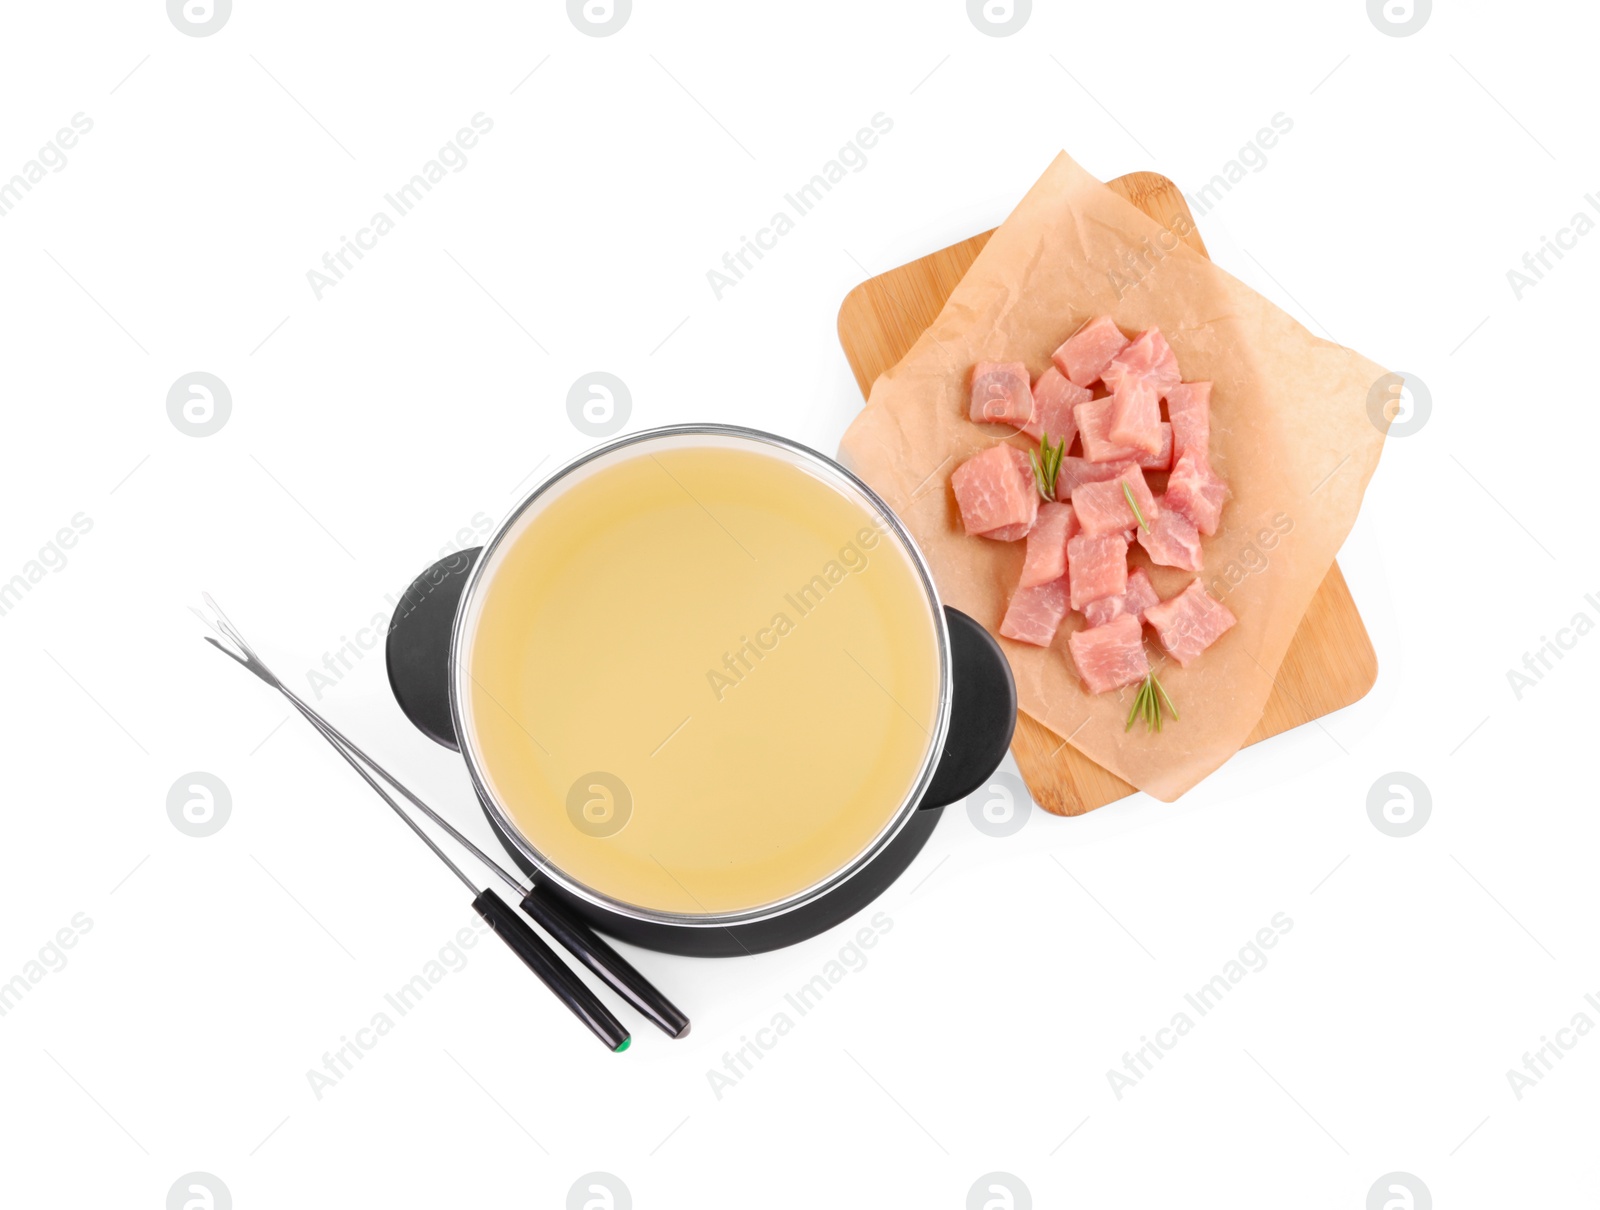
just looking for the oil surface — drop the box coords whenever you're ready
[466,444,942,915]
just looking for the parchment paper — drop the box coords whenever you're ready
[838,152,1390,801]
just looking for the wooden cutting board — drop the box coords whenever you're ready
[837,171,1378,815]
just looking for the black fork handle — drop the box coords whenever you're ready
[521,886,691,1038]
[473,889,630,1052]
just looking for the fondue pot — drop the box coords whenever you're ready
[386,426,1016,957]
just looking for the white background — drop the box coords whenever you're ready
[1,1,1594,1206]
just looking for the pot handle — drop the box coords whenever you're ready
[917,607,1017,811]
[384,553,1020,811]
[385,547,482,750]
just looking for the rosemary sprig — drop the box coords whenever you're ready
[1029,430,1066,502]
[1122,480,1151,532]
[1125,671,1178,733]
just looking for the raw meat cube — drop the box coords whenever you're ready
[1102,329,1181,398]
[1074,398,1150,464]
[1068,614,1150,694]
[1121,567,1161,619]
[1084,567,1160,627]
[1072,465,1160,537]
[1164,448,1229,535]
[1108,378,1164,456]
[1165,381,1211,460]
[1022,368,1090,443]
[1082,595,1124,628]
[1019,502,1078,588]
[1135,423,1174,471]
[1137,506,1204,571]
[1056,456,1135,499]
[1000,575,1070,647]
[1144,580,1237,667]
[983,520,1034,541]
[969,362,1033,428]
[1067,532,1129,610]
[952,444,1039,539]
[1051,316,1129,388]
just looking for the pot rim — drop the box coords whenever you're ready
[447,423,953,931]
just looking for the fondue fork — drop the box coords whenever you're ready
[198,596,689,1048]
[199,602,627,1052]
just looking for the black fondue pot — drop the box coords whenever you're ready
[385,426,1017,956]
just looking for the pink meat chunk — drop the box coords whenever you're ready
[1081,592,1120,624]
[1122,567,1161,619]
[1074,398,1150,464]
[1022,368,1090,444]
[1084,567,1160,627]
[1081,595,1123,628]
[1165,381,1211,460]
[1067,532,1129,610]
[983,521,1033,541]
[1144,580,1237,667]
[1102,328,1181,399]
[1165,448,1229,536]
[1056,456,1134,500]
[952,444,1039,539]
[1018,502,1078,588]
[1108,378,1164,456]
[1068,613,1150,695]
[1051,316,1129,388]
[1072,465,1160,538]
[1137,505,1204,571]
[969,362,1033,428]
[1137,423,1173,471]
[1000,575,1070,647]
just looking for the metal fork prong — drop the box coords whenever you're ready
[191,605,237,650]
[210,607,252,659]
[198,599,285,687]
[197,605,534,896]
[200,593,260,661]
[197,611,261,672]
[201,624,505,890]
[192,600,254,668]
[209,640,283,694]
[203,635,252,670]
[200,590,228,624]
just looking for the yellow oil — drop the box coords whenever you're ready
[465,443,942,915]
